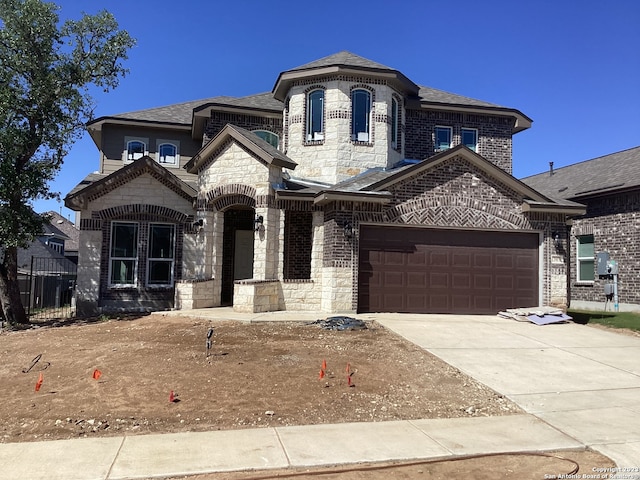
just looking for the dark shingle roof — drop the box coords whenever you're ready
[96,93,283,126]
[521,146,640,200]
[418,86,504,108]
[43,211,79,252]
[287,51,394,72]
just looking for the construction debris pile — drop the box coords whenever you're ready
[498,307,573,325]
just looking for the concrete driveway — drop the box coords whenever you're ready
[371,313,640,468]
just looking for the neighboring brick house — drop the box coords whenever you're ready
[522,146,640,312]
[65,51,584,316]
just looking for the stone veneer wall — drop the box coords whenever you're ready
[404,109,514,174]
[285,76,403,184]
[570,190,640,310]
[75,173,196,315]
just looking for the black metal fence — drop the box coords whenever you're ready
[19,256,77,321]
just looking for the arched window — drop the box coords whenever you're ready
[127,140,146,161]
[391,97,399,149]
[306,89,324,141]
[158,143,178,165]
[253,130,279,149]
[351,89,371,142]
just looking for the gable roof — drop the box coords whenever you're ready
[521,146,640,200]
[43,211,79,252]
[64,156,197,211]
[185,123,297,173]
[277,145,585,214]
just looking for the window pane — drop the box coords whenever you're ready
[148,261,172,284]
[391,98,398,144]
[111,223,138,258]
[307,90,324,136]
[158,143,177,164]
[577,235,594,257]
[579,260,594,281]
[111,260,135,284]
[128,141,145,160]
[435,127,451,150]
[462,129,477,150]
[150,224,174,259]
[351,89,371,137]
[254,131,279,148]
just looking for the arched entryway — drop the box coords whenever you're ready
[221,207,255,305]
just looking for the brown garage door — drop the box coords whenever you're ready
[358,227,539,314]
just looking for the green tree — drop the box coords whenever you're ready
[0,0,135,325]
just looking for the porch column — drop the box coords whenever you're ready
[253,206,282,280]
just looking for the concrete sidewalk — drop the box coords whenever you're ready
[1,309,639,479]
[0,414,581,480]
[374,313,640,469]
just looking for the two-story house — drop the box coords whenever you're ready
[65,51,584,316]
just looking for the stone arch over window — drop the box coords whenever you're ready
[203,184,257,211]
[350,85,375,143]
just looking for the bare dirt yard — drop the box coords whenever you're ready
[0,314,615,478]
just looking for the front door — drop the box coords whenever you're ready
[221,208,255,305]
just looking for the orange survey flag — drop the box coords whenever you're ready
[35,372,43,392]
[321,359,327,371]
[318,369,325,380]
[92,369,102,380]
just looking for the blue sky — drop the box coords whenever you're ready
[36,0,640,219]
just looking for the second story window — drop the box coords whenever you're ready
[391,97,399,149]
[351,89,371,142]
[306,89,324,141]
[157,142,178,166]
[434,126,452,151]
[126,140,147,161]
[254,130,280,149]
[462,128,478,152]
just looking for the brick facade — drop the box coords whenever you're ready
[404,110,514,173]
[570,190,640,310]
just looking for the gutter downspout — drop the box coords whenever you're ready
[566,222,572,309]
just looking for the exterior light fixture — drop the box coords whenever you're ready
[254,214,264,232]
[552,231,562,250]
[343,222,353,239]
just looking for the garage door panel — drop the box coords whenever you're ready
[495,254,514,268]
[473,274,492,289]
[430,272,449,288]
[429,251,449,267]
[407,272,427,288]
[358,227,539,314]
[473,253,492,268]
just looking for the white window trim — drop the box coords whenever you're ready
[576,235,595,284]
[146,222,176,287]
[461,127,478,152]
[108,221,139,288]
[306,89,325,142]
[351,88,372,143]
[123,137,149,163]
[434,126,452,152]
[155,139,180,168]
